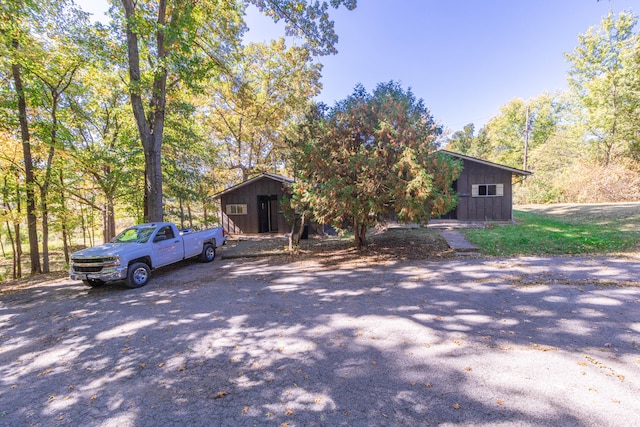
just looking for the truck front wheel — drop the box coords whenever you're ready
[199,243,216,263]
[126,262,150,288]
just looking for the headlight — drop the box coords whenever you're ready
[103,256,121,267]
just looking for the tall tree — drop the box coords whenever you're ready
[566,10,639,165]
[115,0,356,222]
[206,39,321,183]
[67,65,142,242]
[1,0,43,273]
[446,123,476,155]
[484,93,561,169]
[0,131,24,278]
[289,82,461,249]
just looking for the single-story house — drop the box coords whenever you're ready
[213,173,294,234]
[213,152,532,234]
[439,150,532,221]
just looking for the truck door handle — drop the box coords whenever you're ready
[174,240,180,243]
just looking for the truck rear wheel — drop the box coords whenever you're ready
[126,262,150,288]
[199,243,215,263]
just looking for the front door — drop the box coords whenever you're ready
[257,195,278,233]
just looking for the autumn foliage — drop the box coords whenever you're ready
[287,82,461,249]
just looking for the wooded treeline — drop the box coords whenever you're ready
[0,3,638,280]
[446,11,640,204]
[0,0,355,279]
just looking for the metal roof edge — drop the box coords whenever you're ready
[211,172,294,199]
[439,149,533,176]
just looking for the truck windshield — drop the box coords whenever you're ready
[111,226,157,243]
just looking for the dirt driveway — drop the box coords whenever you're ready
[1,254,639,426]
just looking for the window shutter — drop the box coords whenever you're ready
[496,184,504,196]
[472,185,479,197]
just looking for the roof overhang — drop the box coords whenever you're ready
[439,149,533,176]
[211,172,294,199]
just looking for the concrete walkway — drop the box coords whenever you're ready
[440,229,478,252]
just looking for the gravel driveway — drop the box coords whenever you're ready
[1,255,639,426]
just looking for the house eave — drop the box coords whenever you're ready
[440,149,533,176]
[211,172,294,199]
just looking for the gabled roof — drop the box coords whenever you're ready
[440,149,533,176]
[212,172,294,199]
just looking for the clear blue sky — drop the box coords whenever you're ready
[78,0,638,132]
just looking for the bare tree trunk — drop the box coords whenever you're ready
[11,40,41,274]
[4,221,16,280]
[106,198,116,242]
[81,205,87,247]
[288,216,297,251]
[102,199,117,243]
[143,137,164,222]
[179,197,185,229]
[122,0,167,223]
[61,223,70,264]
[0,224,5,257]
[296,212,306,243]
[14,183,22,278]
[39,126,58,274]
[57,170,70,264]
[354,220,367,249]
[102,206,108,243]
[200,183,208,227]
[288,212,306,251]
[89,208,95,247]
[40,185,50,273]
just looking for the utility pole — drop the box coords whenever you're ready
[523,105,530,171]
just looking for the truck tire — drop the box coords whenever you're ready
[199,243,215,263]
[126,262,150,288]
[83,279,105,288]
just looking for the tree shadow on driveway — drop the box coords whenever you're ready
[0,255,639,426]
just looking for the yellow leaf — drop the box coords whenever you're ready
[214,391,228,399]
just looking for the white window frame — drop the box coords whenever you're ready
[226,204,247,215]
[472,184,504,197]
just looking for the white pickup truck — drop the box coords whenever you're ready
[70,222,226,288]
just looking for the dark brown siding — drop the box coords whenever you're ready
[455,159,514,221]
[220,177,292,234]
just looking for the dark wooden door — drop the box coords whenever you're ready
[257,195,278,233]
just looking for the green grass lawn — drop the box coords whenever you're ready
[461,210,640,256]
